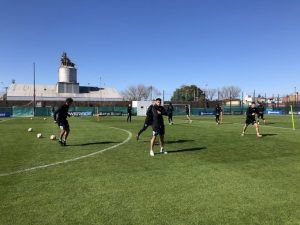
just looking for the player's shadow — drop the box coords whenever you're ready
[165,139,195,144]
[167,147,207,154]
[69,141,118,146]
[140,139,195,144]
[262,134,277,137]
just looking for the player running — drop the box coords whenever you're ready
[185,104,192,123]
[257,102,266,125]
[167,102,174,125]
[215,104,223,125]
[136,101,155,140]
[150,98,168,156]
[241,102,262,138]
[53,98,73,146]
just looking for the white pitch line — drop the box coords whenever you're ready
[0,118,13,123]
[0,127,132,177]
[176,118,298,132]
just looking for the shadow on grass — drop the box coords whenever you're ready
[242,133,278,137]
[69,141,119,146]
[139,139,195,144]
[265,122,276,125]
[166,147,207,154]
[165,139,195,144]
[262,133,278,137]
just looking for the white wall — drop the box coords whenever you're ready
[135,101,153,116]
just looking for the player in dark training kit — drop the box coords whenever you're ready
[215,104,223,125]
[257,102,266,125]
[136,101,155,140]
[241,102,262,138]
[167,102,174,125]
[150,98,168,156]
[127,103,132,123]
[53,98,73,146]
[185,104,192,123]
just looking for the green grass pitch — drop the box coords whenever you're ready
[0,115,299,225]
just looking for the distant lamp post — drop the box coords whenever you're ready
[3,86,8,104]
[294,87,297,106]
[205,84,208,110]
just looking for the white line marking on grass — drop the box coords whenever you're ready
[0,118,13,123]
[176,119,299,132]
[0,127,132,177]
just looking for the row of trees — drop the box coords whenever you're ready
[121,85,161,101]
[122,84,241,102]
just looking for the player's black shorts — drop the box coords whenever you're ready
[144,119,153,127]
[245,117,257,125]
[58,120,70,130]
[258,113,264,120]
[152,125,165,136]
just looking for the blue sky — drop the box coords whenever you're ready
[0,0,300,99]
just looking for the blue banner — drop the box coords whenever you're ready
[267,110,283,115]
[199,112,214,116]
[0,112,11,117]
[69,111,93,116]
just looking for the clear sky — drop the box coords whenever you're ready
[0,0,299,99]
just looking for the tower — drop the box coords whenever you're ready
[57,52,79,93]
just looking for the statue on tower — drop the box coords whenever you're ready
[60,52,75,67]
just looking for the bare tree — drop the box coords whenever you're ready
[206,88,217,100]
[122,84,161,101]
[219,86,241,99]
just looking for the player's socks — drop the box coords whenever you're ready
[160,148,167,154]
[150,150,154,157]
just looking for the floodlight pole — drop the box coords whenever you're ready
[294,87,297,106]
[33,62,36,117]
[241,92,244,114]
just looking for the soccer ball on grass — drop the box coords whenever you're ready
[50,135,56,140]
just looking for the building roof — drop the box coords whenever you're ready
[7,84,123,101]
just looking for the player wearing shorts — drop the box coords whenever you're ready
[167,102,174,125]
[185,104,192,123]
[127,104,132,123]
[53,98,73,146]
[215,104,223,125]
[257,102,266,125]
[241,102,262,138]
[150,98,168,156]
[136,102,154,140]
